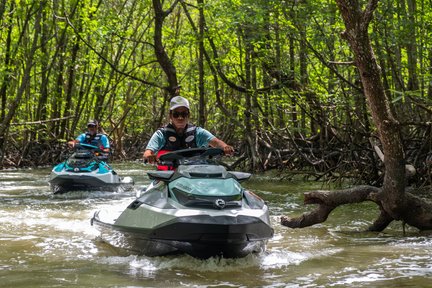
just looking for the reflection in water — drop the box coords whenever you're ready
[1,166,432,287]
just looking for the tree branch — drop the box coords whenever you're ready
[362,0,379,27]
[63,15,164,89]
[10,115,76,126]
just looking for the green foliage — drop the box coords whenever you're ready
[0,0,430,161]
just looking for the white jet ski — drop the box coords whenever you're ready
[91,147,273,259]
[48,143,134,194]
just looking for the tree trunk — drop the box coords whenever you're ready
[0,2,13,124]
[197,0,206,127]
[60,29,80,139]
[337,0,407,213]
[152,0,179,96]
[281,0,432,231]
[405,0,419,92]
[36,4,50,124]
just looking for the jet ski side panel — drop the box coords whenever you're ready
[49,147,134,193]
[93,199,273,258]
[49,166,132,193]
[93,210,272,258]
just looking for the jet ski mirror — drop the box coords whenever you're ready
[229,171,252,182]
[147,170,175,181]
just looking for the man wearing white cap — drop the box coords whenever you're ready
[143,96,234,167]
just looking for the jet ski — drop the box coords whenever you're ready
[91,147,273,259]
[48,143,134,194]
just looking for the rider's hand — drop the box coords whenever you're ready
[223,145,235,156]
[143,149,158,164]
[146,154,157,164]
[68,140,77,149]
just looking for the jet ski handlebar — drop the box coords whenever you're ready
[158,148,224,167]
[75,143,103,152]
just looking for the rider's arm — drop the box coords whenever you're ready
[209,137,234,155]
[76,133,85,142]
[100,135,110,152]
[68,134,85,148]
[143,131,166,164]
[143,149,157,164]
[196,127,234,155]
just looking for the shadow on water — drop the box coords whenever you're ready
[1,165,432,287]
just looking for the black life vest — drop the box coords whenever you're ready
[159,123,197,151]
[83,133,105,148]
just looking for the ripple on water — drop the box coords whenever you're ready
[96,252,261,272]
[51,189,136,200]
[94,243,342,274]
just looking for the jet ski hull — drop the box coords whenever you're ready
[48,162,133,194]
[48,171,130,194]
[49,145,134,193]
[92,211,273,258]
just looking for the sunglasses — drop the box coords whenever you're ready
[172,111,189,118]
[87,124,96,128]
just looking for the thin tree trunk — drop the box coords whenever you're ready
[152,0,179,95]
[405,0,419,91]
[198,0,206,127]
[0,1,42,166]
[59,33,80,139]
[36,4,50,123]
[0,2,13,123]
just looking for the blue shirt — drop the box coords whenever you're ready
[76,133,110,148]
[145,126,215,152]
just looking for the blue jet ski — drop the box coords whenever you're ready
[91,147,273,259]
[48,143,134,194]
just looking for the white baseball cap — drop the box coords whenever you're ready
[170,96,190,110]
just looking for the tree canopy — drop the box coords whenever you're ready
[0,0,430,189]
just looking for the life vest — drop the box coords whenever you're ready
[156,123,197,170]
[160,123,197,150]
[83,133,105,148]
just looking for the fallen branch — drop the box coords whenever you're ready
[280,184,432,231]
[281,185,381,229]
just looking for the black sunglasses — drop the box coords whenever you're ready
[87,124,96,128]
[172,111,189,118]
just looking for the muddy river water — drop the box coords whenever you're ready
[1,163,431,287]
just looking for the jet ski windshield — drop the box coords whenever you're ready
[169,177,243,209]
[153,148,244,209]
[159,147,224,169]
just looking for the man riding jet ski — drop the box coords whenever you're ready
[91,148,273,259]
[143,96,235,169]
[48,142,133,194]
[49,119,133,194]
